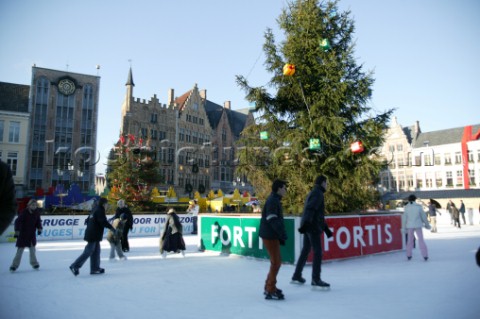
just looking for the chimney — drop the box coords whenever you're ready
[224,101,231,109]
[200,89,207,100]
[168,88,174,105]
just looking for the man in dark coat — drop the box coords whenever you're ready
[259,179,288,300]
[70,197,114,276]
[9,199,43,272]
[292,175,332,288]
[0,160,17,235]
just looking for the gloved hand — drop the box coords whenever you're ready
[279,239,286,246]
[14,231,19,238]
[298,222,311,234]
[323,227,333,238]
[424,224,431,230]
[37,230,42,236]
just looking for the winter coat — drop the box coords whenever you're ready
[0,161,16,235]
[159,212,185,253]
[452,206,460,219]
[428,204,437,217]
[299,184,327,234]
[402,202,430,230]
[259,192,287,242]
[84,204,114,242]
[14,208,42,248]
[113,206,134,230]
[459,203,465,214]
[106,218,125,244]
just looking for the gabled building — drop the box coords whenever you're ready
[0,81,30,197]
[379,118,480,207]
[118,68,254,195]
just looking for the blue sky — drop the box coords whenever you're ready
[1,0,479,174]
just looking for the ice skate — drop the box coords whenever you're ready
[312,279,330,290]
[291,275,306,285]
[265,290,285,300]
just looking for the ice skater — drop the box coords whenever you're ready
[402,195,430,261]
[9,199,43,272]
[106,213,127,260]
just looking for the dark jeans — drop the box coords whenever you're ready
[71,241,101,272]
[263,238,282,293]
[293,231,322,281]
[192,216,198,234]
[122,227,130,251]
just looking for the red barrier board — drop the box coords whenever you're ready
[309,214,402,261]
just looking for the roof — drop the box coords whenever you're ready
[204,100,248,138]
[174,90,191,111]
[413,124,480,147]
[0,81,30,113]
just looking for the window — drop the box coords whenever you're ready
[151,113,157,123]
[0,120,3,141]
[456,170,463,186]
[407,175,413,188]
[388,145,395,152]
[7,152,18,176]
[424,154,432,166]
[455,152,462,165]
[435,171,442,187]
[416,173,423,189]
[434,154,441,166]
[469,169,475,185]
[222,128,227,142]
[425,172,433,188]
[8,121,20,143]
[396,144,403,152]
[192,103,198,111]
[446,171,453,186]
[445,153,452,165]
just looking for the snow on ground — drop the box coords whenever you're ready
[1,213,479,319]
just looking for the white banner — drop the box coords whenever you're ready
[0,214,194,243]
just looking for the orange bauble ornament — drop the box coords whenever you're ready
[283,63,296,76]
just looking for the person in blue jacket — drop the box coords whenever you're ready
[259,179,288,300]
[70,197,114,276]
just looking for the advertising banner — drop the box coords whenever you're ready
[322,214,402,261]
[200,215,296,263]
[0,214,194,243]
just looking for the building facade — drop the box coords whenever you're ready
[0,82,30,197]
[117,68,254,195]
[379,117,480,206]
[27,67,100,194]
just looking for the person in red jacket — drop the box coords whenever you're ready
[9,199,43,272]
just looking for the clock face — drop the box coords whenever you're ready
[58,79,76,95]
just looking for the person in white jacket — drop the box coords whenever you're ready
[401,194,430,261]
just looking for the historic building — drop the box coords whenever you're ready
[118,68,254,195]
[379,117,480,207]
[27,66,100,194]
[0,81,30,197]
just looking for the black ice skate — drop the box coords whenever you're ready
[312,279,330,290]
[291,275,306,284]
[265,290,285,300]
